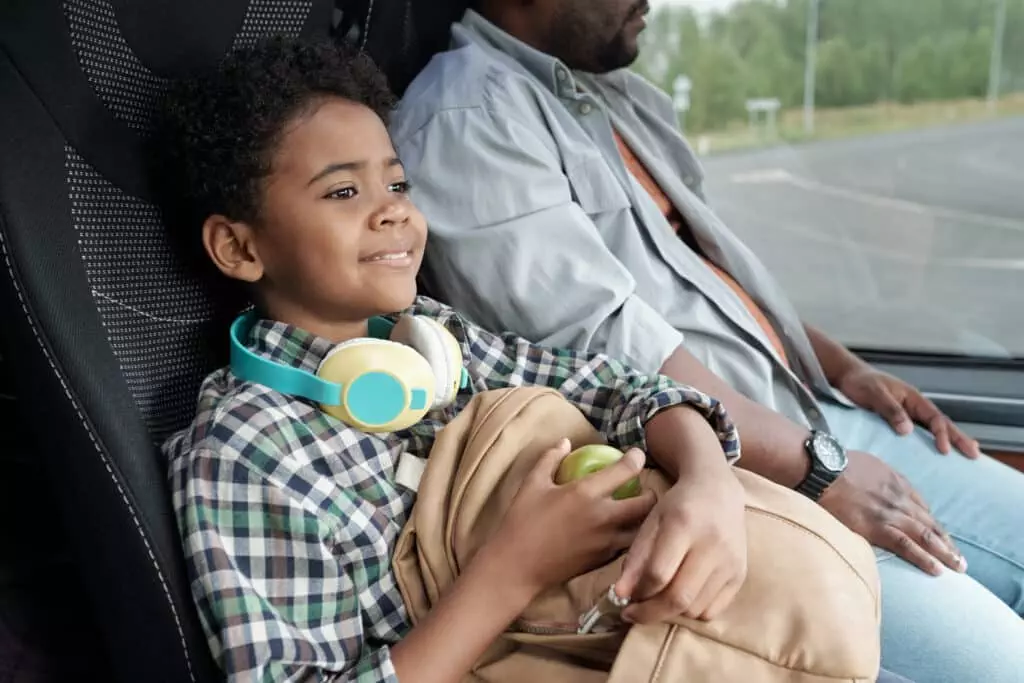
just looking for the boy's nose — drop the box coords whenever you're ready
[369,199,409,231]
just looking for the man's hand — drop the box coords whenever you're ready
[614,466,747,624]
[837,366,980,458]
[820,450,966,576]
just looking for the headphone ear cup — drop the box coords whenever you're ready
[391,316,464,409]
[316,338,436,432]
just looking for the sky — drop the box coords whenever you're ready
[650,0,738,10]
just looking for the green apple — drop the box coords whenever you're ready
[555,444,642,500]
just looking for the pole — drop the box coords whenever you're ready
[803,0,820,136]
[987,0,1008,113]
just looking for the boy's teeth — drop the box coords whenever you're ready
[370,251,409,261]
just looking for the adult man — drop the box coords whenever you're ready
[391,2,1024,681]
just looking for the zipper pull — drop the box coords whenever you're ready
[577,584,631,635]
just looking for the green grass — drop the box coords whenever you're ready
[693,93,1024,156]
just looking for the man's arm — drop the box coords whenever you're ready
[395,100,813,489]
[659,346,811,487]
[804,323,980,458]
[804,323,868,386]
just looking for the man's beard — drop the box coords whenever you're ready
[593,0,648,72]
[593,30,641,72]
[548,0,647,73]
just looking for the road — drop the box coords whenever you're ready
[700,116,1024,358]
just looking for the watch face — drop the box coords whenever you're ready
[813,432,847,472]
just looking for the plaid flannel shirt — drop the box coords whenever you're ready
[165,296,740,682]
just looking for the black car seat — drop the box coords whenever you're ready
[0,1,339,681]
[336,0,468,95]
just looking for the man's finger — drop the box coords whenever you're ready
[878,524,943,576]
[905,393,952,453]
[927,415,952,455]
[950,427,981,460]
[902,510,963,572]
[873,388,913,436]
[906,499,960,565]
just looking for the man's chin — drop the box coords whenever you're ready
[597,41,641,73]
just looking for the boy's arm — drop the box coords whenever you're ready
[176,445,535,683]
[175,448,399,683]
[439,307,739,467]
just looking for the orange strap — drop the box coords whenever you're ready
[612,131,790,368]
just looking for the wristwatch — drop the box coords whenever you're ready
[795,430,848,501]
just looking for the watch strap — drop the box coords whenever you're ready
[796,431,843,501]
[796,468,837,501]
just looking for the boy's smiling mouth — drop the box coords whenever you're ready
[360,249,415,267]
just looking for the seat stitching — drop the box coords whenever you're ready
[0,230,196,683]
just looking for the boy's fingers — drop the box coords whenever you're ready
[699,578,743,622]
[615,516,660,599]
[533,438,572,483]
[608,490,657,528]
[580,447,646,498]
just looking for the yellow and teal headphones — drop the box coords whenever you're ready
[229,312,469,432]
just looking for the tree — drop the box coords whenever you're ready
[689,41,750,131]
[815,37,868,107]
[630,0,1024,132]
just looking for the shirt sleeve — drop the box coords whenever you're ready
[394,99,682,376]
[172,442,400,683]
[436,307,739,462]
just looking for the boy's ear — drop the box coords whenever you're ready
[201,215,264,284]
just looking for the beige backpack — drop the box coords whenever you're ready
[393,387,881,682]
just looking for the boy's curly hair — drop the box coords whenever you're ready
[152,36,395,276]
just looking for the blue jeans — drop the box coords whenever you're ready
[821,402,1024,683]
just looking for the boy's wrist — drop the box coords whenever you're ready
[645,405,727,480]
[470,539,542,614]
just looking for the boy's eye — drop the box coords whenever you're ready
[325,186,357,200]
[389,180,412,194]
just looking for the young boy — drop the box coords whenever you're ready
[158,37,744,682]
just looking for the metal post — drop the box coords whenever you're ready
[803,0,820,135]
[987,0,1008,113]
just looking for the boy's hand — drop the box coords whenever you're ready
[487,438,657,598]
[616,464,747,624]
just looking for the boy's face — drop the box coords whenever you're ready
[211,97,427,332]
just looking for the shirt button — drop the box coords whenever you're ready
[556,68,568,82]
[579,102,593,115]
[807,407,822,421]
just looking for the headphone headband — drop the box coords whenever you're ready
[229,311,469,432]
[230,312,344,405]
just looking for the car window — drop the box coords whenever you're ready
[638,0,1024,359]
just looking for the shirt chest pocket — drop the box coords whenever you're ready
[565,153,632,218]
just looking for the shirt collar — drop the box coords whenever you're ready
[247,319,337,375]
[457,9,579,98]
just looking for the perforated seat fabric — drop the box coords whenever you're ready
[0,1,334,680]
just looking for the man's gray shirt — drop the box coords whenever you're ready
[392,10,849,430]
